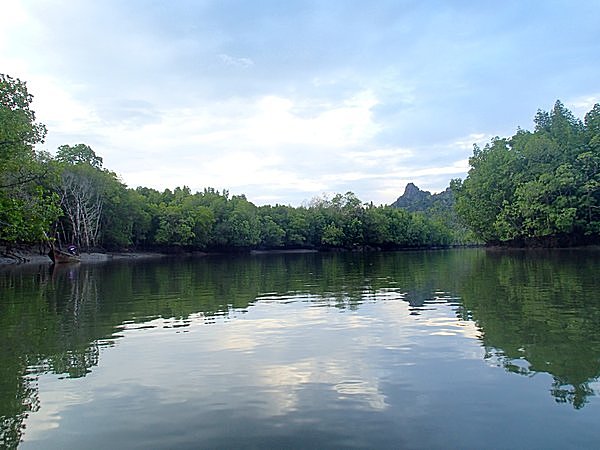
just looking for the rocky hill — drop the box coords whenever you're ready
[390,183,454,213]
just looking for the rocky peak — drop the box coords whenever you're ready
[402,182,429,199]
[391,183,453,212]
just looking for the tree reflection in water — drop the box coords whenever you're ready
[1,249,600,447]
[457,249,600,409]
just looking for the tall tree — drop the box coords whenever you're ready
[453,138,517,242]
[0,74,60,244]
[54,144,115,249]
[0,74,47,173]
[56,143,103,169]
[455,101,600,245]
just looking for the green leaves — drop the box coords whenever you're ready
[455,101,600,245]
[56,144,103,169]
[0,72,482,251]
[0,74,59,243]
[0,74,46,159]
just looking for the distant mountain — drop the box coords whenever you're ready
[390,183,454,213]
[390,183,478,245]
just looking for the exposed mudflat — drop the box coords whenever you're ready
[0,249,167,266]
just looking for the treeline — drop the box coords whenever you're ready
[0,73,464,252]
[125,187,469,250]
[5,72,596,251]
[453,100,600,246]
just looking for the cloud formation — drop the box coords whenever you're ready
[1,0,599,205]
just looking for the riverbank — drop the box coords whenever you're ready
[0,247,168,266]
[0,245,324,265]
[5,243,596,266]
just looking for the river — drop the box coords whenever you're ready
[1,248,600,449]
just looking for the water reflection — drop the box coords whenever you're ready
[458,249,600,409]
[1,249,600,448]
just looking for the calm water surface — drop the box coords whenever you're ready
[1,249,600,449]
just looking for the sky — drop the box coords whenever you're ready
[1,0,599,206]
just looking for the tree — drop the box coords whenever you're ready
[220,195,260,248]
[154,192,214,248]
[258,214,285,248]
[54,145,117,249]
[56,144,103,169]
[321,222,345,247]
[0,74,60,244]
[56,166,104,249]
[453,139,517,242]
[100,182,152,249]
[0,74,47,173]
[455,101,600,245]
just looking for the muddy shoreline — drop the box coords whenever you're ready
[0,249,168,266]
[0,247,318,266]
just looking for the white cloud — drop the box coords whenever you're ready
[453,133,491,151]
[218,53,254,68]
[0,1,31,40]
[3,1,599,205]
[243,90,380,148]
[567,95,600,118]
[33,89,383,201]
[29,76,97,134]
[409,159,470,177]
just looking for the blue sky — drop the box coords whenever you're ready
[1,0,599,205]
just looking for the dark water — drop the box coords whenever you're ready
[1,249,600,449]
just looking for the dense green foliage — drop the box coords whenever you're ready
[391,182,477,245]
[0,74,61,244]
[4,73,596,251]
[0,73,461,252]
[127,188,456,251]
[453,101,600,245]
